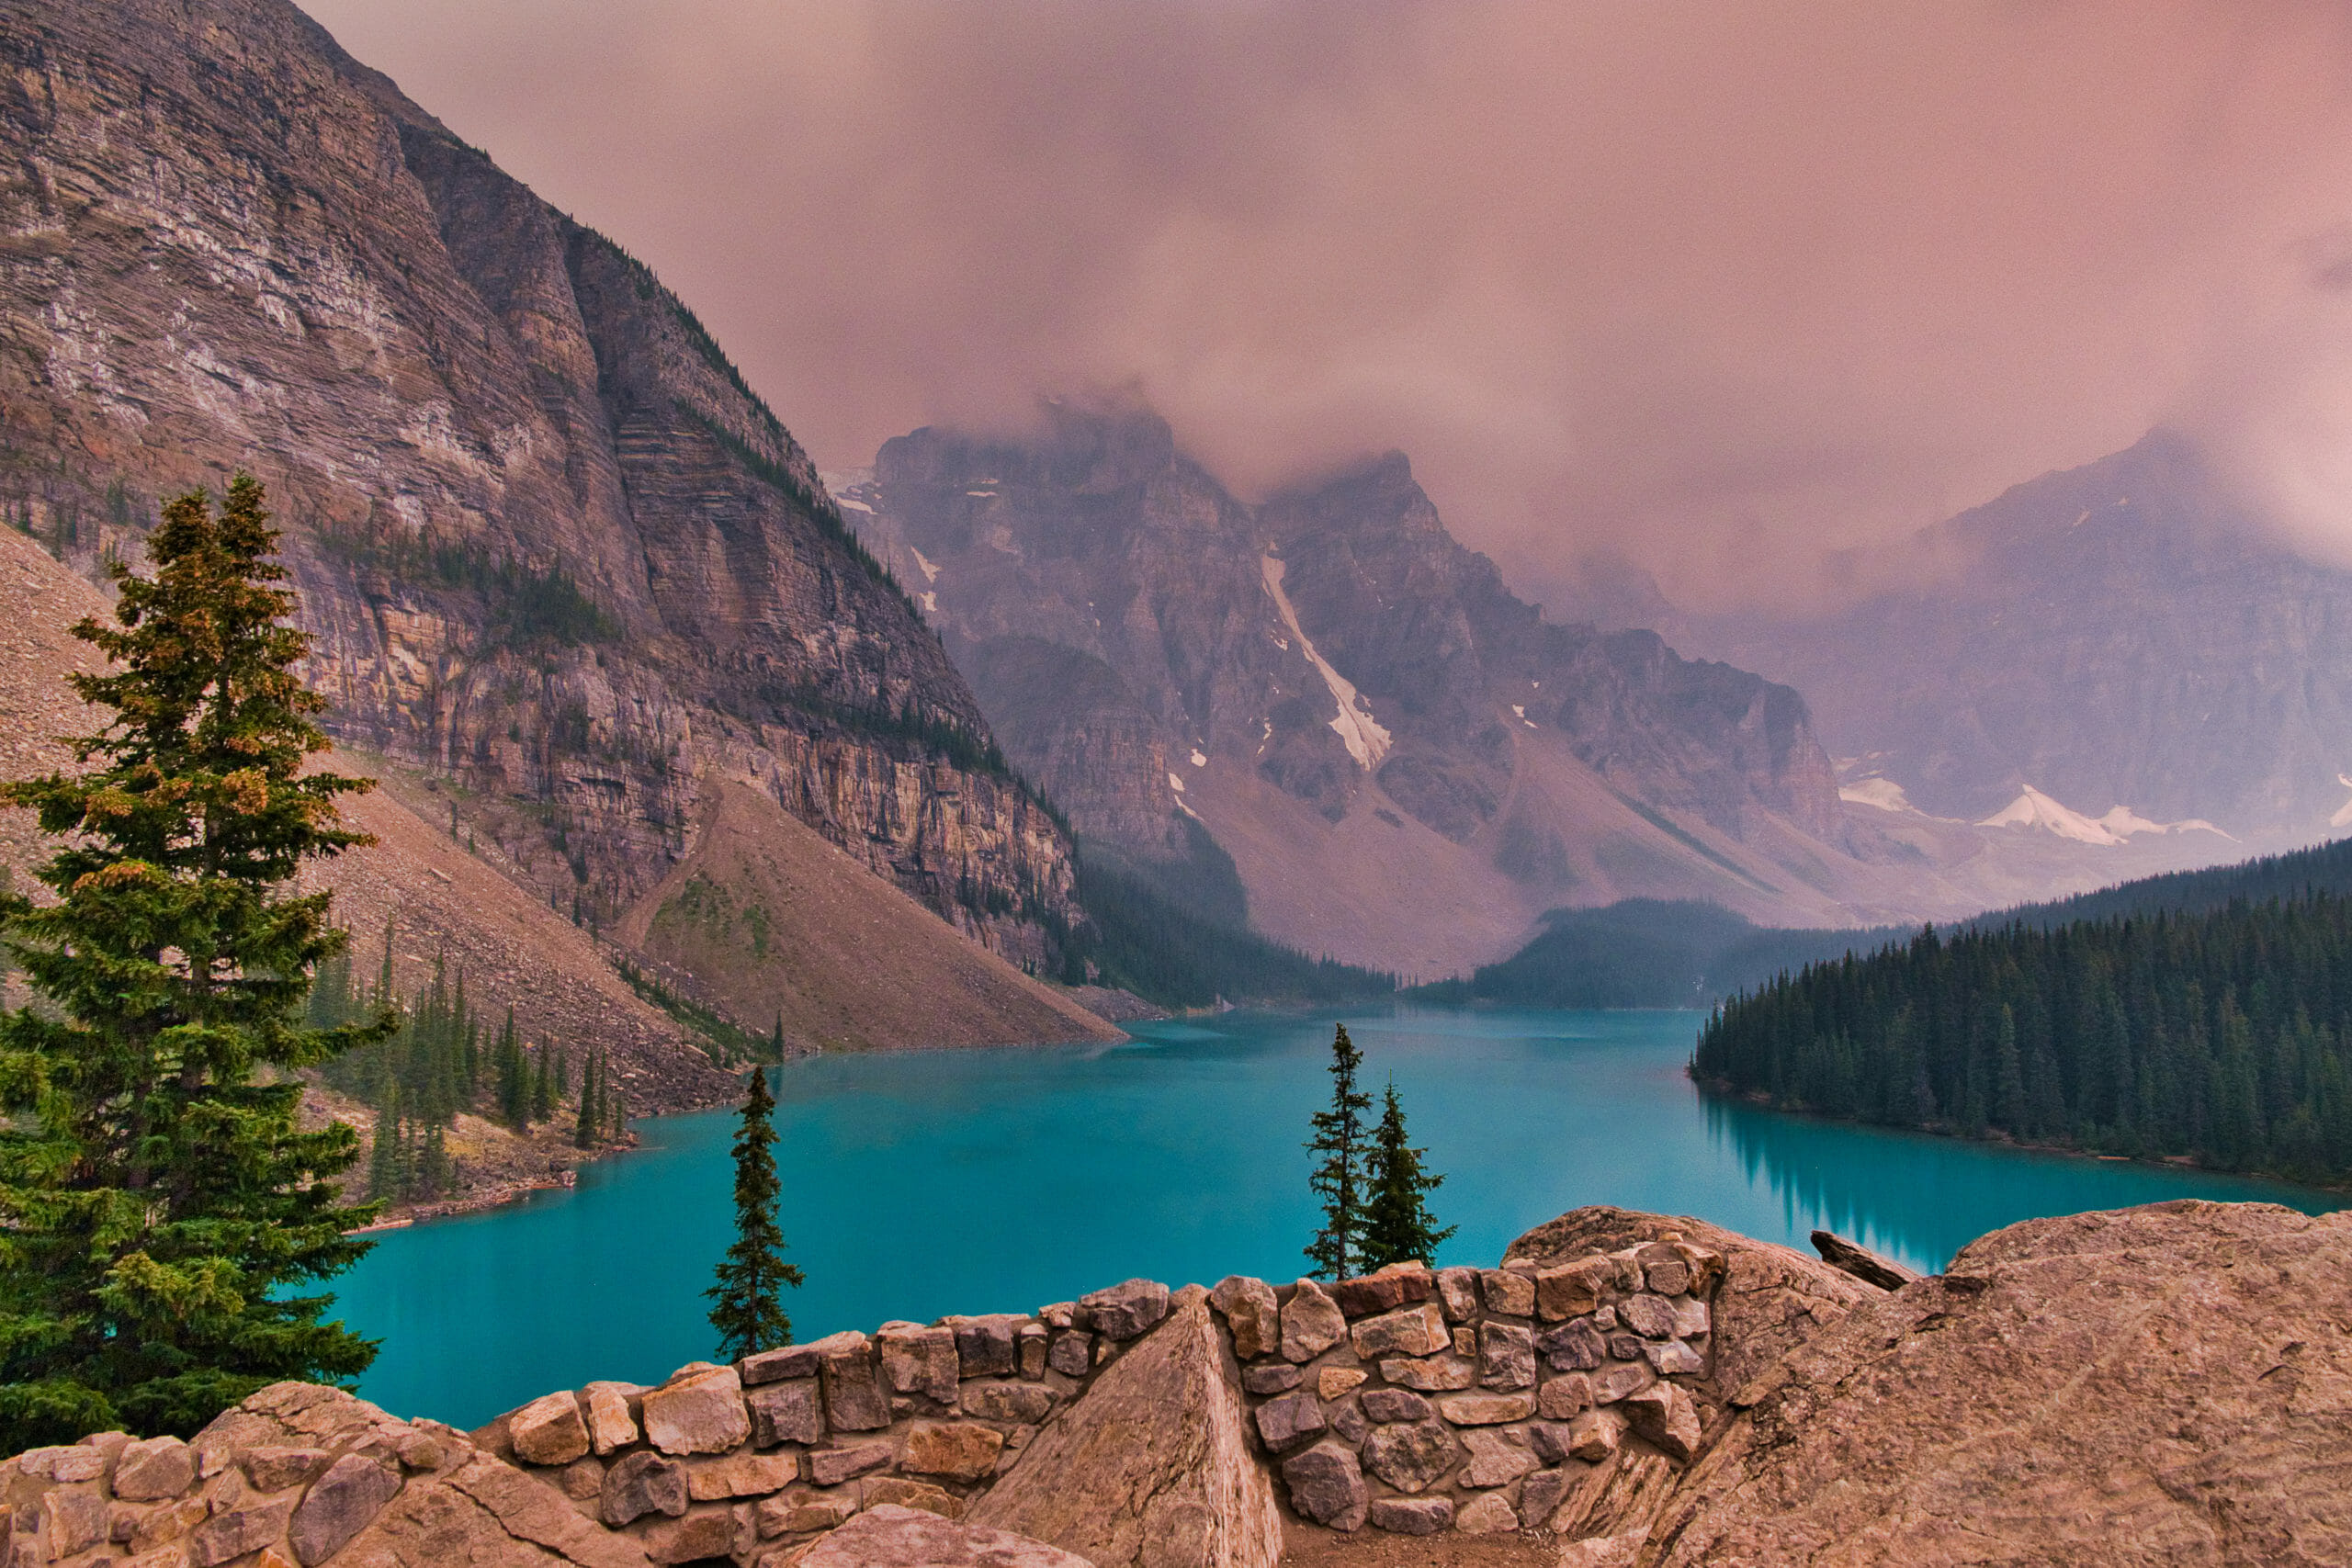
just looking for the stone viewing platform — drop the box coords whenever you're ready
[3,1200,2347,1566]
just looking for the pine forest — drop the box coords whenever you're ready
[1694,892,2352,1184]
[310,928,629,1203]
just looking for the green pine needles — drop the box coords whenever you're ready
[1305,1025,1451,1277]
[1360,1079,1454,1269]
[0,475,392,1448]
[1304,1024,1372,1278]
[707,1066,802,1359]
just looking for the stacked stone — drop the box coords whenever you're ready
[0,1386,458,1568]
[484,1277,1176,1564]
[1205,1238,1722,1536]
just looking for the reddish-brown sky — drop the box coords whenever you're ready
[301,0,2352,612]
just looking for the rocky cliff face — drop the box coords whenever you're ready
[0,517,736,1224]
[842,399,1877,975]
[0,0,1079,972]
[1689,431,2352,840]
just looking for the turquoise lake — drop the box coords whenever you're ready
[334,1006,2341,1428]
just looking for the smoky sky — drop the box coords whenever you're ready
[300,0,2352,612]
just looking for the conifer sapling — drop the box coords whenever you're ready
[1304,1022,1372,1279]
[1360,1078,1455,1269]
[707,1066,802,1359]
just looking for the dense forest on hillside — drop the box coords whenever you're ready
[1694,886,2352,1184]
[1412,899,1904,1009]
[311,932,625,1203]
[1063,829,1397,1008]
[1962,837,2352,932]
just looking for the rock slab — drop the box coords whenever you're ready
[798,1504,1097,1567]
[1651,1201,2352,1566]
[970,1297,1282,1568]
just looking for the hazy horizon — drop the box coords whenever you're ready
[301,0,2352,615]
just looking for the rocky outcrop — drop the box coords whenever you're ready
[798,1506,1093,1568]
[1807,1228,1918,1292]
[1502,1205,1880,1409]
[0,0,1080,985]
[1649,1200,2352,1566]
[969,1290,1278,1568]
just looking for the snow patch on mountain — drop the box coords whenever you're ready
[1839,776,1920,814]
[1979,785,2231,846]
[1261,553,1392,771]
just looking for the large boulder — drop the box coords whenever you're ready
[969,1293,1282,1568]
[639,1363,752,1454]
[40,1382,659,1568]
[1649,1201,2352,1566]
[798,1504,1096,1567]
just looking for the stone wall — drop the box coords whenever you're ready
[0,1236,1731,1567]
[11,1201,2344,1568]
[1223,1243,1721,1540]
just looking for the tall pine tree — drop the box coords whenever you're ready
[1359,1079,1454,1269]
[494,1009,526,1129]
[574,1053,602,1149]
[1304,1023,1372,1279]
[707,1066,801,1359]
[0,475,391,1447]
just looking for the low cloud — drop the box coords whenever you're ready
[303,0,2352,611]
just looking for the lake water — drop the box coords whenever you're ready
[335,1006,2340,1428]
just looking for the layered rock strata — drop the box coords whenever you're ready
[0,0,1080,975]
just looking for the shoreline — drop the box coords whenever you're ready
[1688,1070,2351,1197]
[338,1122,666,1235]
[336,996,1412,1235]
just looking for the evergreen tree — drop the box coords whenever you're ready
[574,1053,601,1149]
[1359,1080,1454,1269]
[530,1044,555,1124]
[372,917,394,1010]
[367,1088,405,1203]
[1304,1023,1372,1279]
[494,1009,526,1129]
[706,1066,801,1359]
[1993,1003,2027,1131]
[0,475,390,1447]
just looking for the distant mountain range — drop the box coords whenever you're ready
[1683,431,2352,844]
[832,399,2235,977]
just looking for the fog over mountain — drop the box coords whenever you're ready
[296,0,2352,615]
